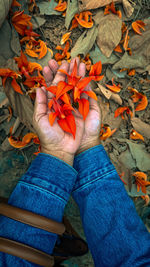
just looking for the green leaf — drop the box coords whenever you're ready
[65,0,79,29]
[71,25,98,58]
[37,0,60,16]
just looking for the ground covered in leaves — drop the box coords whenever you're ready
[0,0,150,266]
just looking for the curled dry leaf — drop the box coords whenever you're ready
[95,84,122,105]
[130,129,144,141]
[96,14,122,58]
[79,0,119,11]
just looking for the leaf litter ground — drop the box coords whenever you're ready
[0,1,150,266]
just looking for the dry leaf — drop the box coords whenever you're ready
[122,0,134,18]
[79,0,119,11]
[96,84,122,105]
[71,25,98,58]
[131,117,150,139]
[96,14,122,58]
[65,0,78,29]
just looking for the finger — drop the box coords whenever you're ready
[89,97,99,112]
[52,61,69,85]
[48,59,59,75]
[34,88,47,122]
[43,66,53,85]
[78,62,86,77]
[69,57,80,75]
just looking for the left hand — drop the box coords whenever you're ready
[33,60,84,166]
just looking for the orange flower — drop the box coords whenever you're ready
[74,11,93,28]
[48,98,76,139]
[105,78,121,93]
[89,61,104,81]
[20,30,40,43]
[46,81,73,104]
[11,0,21,7]
[70,17,79,30]
[100,124,117,140]
[132,20,146,35]
[25,39,48,59]
[128,87,148,111]
[114,106,133,119]
[54,0,67,12]
[11,10,33,36]
[114,44,122,53]
[130,129,144,141]
[60,32,71,45]
[132,172,150,194]
[8,133,39,148]
[23,75,46,89]
[0,68,23,94]
[55,41,70,62]
[104,1,122,18]
[14,50,42,78]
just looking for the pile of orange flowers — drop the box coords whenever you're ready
[46,60,103,138]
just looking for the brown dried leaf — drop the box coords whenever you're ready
[96,14,122,58]
[131,117,150,139]
[4,80,34,131]
[96,84,122,105]
[79,0,120,11]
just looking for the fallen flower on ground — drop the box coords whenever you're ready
[0,69,23,94]
[133,172,150,194]
[25,39,48,59]
[11,10,33,36]
[100,124,117,141]
[74,11,93,29]
[104,1,122,18]
[114,106,133,119]
[54,0,67,12]
[55,41,70,62]
[14,51,42,78]
[8,133,39,148]
[11,0,21,7]
[132,20,146,35]
[130,129,144,141]
[128,87,148,111]
[105,78,121,93]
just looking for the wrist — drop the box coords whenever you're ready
[76,138,101,155]
[41,147,74,166]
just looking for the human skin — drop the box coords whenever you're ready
[33,58,101,166]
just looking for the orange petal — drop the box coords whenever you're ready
[128,69,135,76]
[123,29,129,51]
[57,114,76,139]
[132,20,146,35]
[46,85,57,95]
[48,99,54,110]
[61,32,71,45]
[25,49,39,58]
[132,172,147,181]
[54,0,67,12]
[77,98,89,120]
[77,77,93,91]
[135,95,148,111]
[38,40,47,59]
[114,107,130,119]
[114,44,122,53]
[28,62,42,73]
[8,136,26,148]
[22,133,38,144]
[75,13,93,28]
[56,81,73,100]
[130,129,144,141]
[11,79,23,94]
[105,81,121,93]
[89,61,102,76]
[82,90,97,100]
[49,112,57,126]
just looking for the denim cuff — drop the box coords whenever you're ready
[73,145,116,191]
[20,153,78,203]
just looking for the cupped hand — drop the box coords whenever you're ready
[33,60,84,166]
[42,58,102,156]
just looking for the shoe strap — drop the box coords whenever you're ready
[0,237,54,266]
[0,203,65,235]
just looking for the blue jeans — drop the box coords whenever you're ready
[0,145,150,266]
